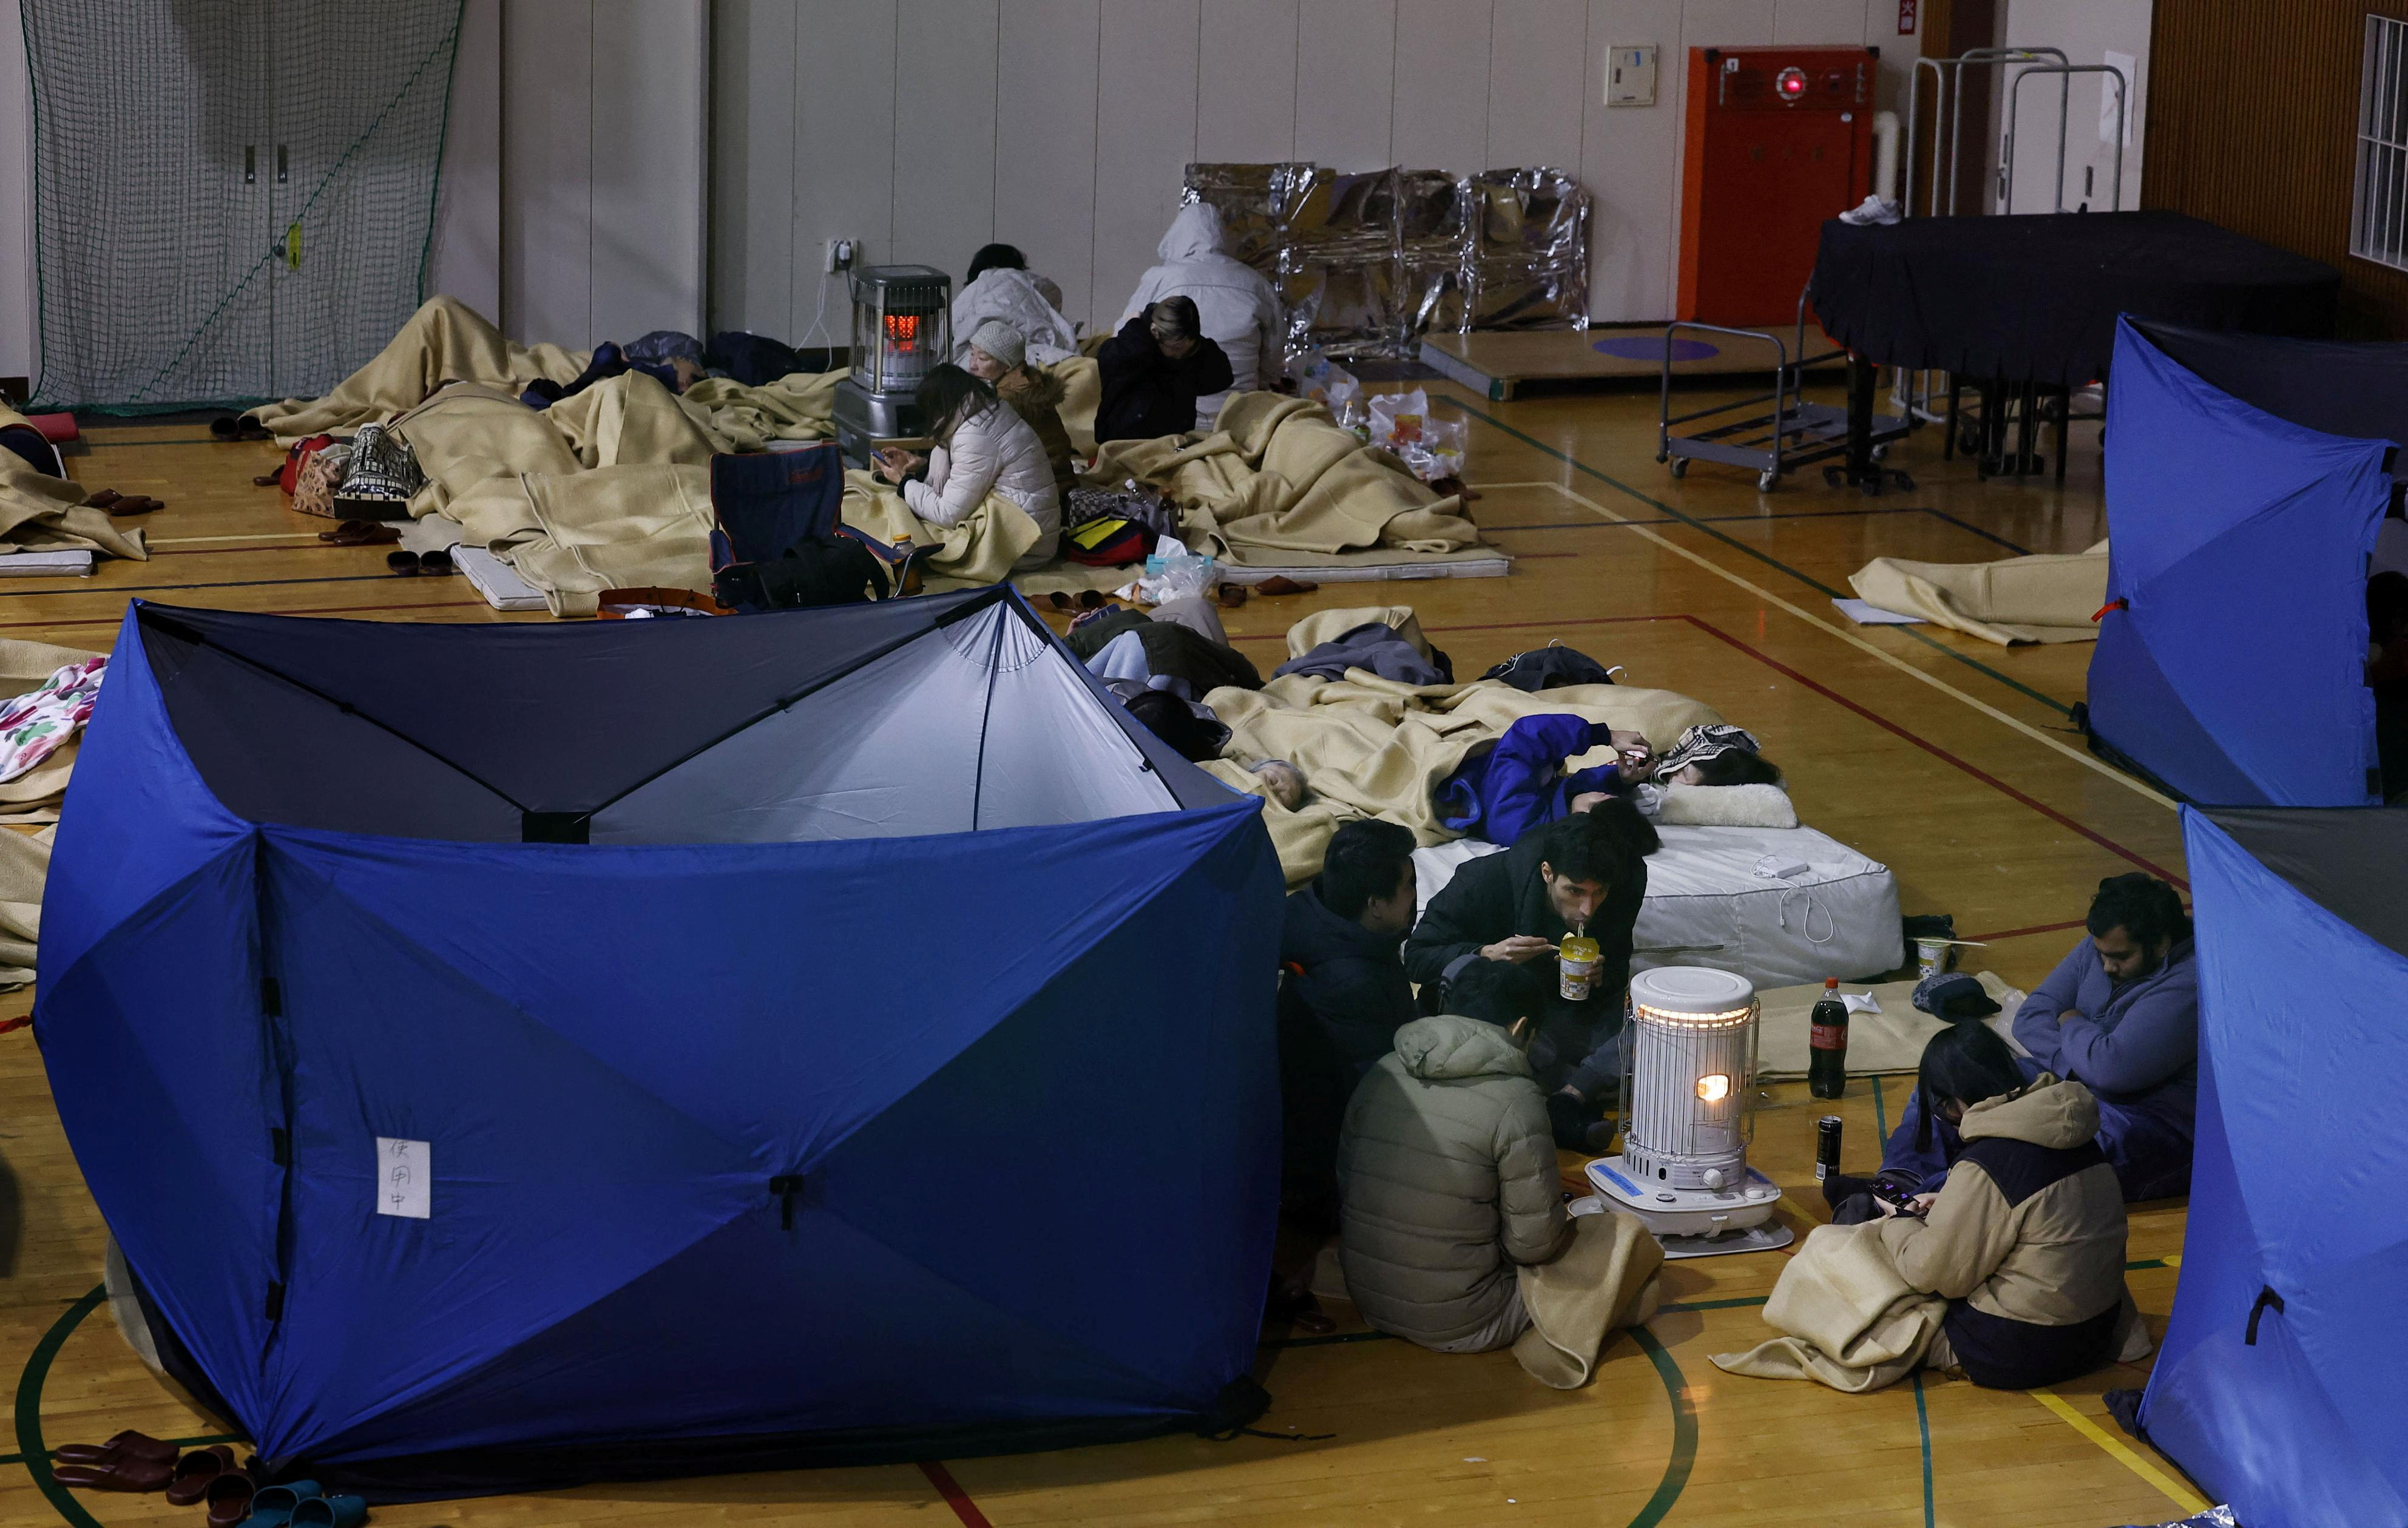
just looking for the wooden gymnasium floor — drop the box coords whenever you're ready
[0,374,2206,1528]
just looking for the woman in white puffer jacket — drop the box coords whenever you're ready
[872,364,1060,568]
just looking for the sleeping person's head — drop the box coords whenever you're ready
[1654,723,1781,787]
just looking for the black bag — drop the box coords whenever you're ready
[1481,644,1617,691]
[713,534,888,612]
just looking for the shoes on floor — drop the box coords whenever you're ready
[52,1430,177,1467]
[163,1444,238,1506]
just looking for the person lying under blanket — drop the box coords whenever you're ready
[1839,873,2197,1205]
[1404,804,1657,1151]
[1437,719,1782,845]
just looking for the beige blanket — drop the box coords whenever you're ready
[1710,1220,1946,1393]
[251,296,590,440]
[1208,630,1724,881]
[0,461,148,562]
[840,472,1044,586]
[0,825,53,989]
[1849,540,2109,646]
[1756,972,2029,1081]
[1512,1209,1665,1389]
[1090,394,1484,566]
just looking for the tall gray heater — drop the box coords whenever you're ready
[832,265,952,465]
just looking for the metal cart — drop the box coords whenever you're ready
[1656,292,1915,493]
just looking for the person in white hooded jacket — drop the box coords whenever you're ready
[872,364,1060,568]
[1119,201,1282,410]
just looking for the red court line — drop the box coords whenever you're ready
[1962,918,2088,944]
[0,598,495,630]
[919,1461,995,1528]
[1672,616,2186,890]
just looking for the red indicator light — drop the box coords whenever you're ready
[1776,66,1807,100]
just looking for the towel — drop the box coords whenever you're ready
[1512,1209,1666,1389]
[1710,1220,1946,1393]
[840,472,1044,587]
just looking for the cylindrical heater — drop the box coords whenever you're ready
[831,265,953,465]
[1587,965,1793,1258]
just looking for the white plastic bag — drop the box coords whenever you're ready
[1368,388,1429,452]
[1399,416,1467,481]
[1133,534,1216,603]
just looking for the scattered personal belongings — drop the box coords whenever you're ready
[385,548,455,577]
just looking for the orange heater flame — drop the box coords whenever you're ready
[883,313,922,346]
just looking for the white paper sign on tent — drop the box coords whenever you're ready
[375,1137,431,1219]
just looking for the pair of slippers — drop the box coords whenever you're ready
[385,549,452,576]
[220,1476,367,1528]
[82,488,163,516]
[209,415,272,442]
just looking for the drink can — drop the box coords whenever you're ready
[1815,1115,1843,1182]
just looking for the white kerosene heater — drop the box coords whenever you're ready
[1586,965,1793,1259]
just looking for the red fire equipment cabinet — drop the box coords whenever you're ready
[1677,46,1877,326]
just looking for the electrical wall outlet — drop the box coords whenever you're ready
[1606,44,1657,107]
[823,238,857,274]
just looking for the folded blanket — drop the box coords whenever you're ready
[450,464,715,619]
[1711,1220,1946,1393]
[1089,394,1483,563]
[1849,540,2109,646]
[1199,760,1367,887]
[840,470,1043,586]
[1512,1209,1665,1389]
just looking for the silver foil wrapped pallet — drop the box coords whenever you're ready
[1183,161,1590,362]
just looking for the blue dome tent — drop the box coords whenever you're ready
[37,592,1283,1495]
[2140,806,2408,1526]
[2084,318,2394,805]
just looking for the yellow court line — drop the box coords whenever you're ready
[1476,478,2177,813]
[2031,1388,2210,1515]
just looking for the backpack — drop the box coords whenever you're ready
[712,534,890,612]
[1480,644,1618,691]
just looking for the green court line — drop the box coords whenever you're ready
[1444,399,2078,718]
[1912,1371,1937,1528]
[1873,1075,1890,1141]
[14,1284,108,1528]
[1657,1296,1772,1314]
[1625,1327,1698,1528]
[0,1433,241,1470]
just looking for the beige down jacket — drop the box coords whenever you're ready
[1879,1075,2128,1387]
[1335,1015,1571,1348]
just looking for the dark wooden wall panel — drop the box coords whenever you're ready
[2147,0,2408,334]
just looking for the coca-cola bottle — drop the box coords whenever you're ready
[1808,977,1850,1100]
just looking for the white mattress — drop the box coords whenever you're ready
[1412,822,1903,990]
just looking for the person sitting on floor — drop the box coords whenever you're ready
[1120,201,1282,407]
[1861,873,2197,1203]
[1877,1024,2133,1390]
[961,320,1080,501]
[1094,296,1234,445]
[1404,803,1656,1149]
[1334,958,1571,1354]
[951,243,1080,363]
[872,363,1061,568]
[1435,713,1658,845]
[1277,819,1421,1231]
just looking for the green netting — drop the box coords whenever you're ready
[20,0,462,412]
